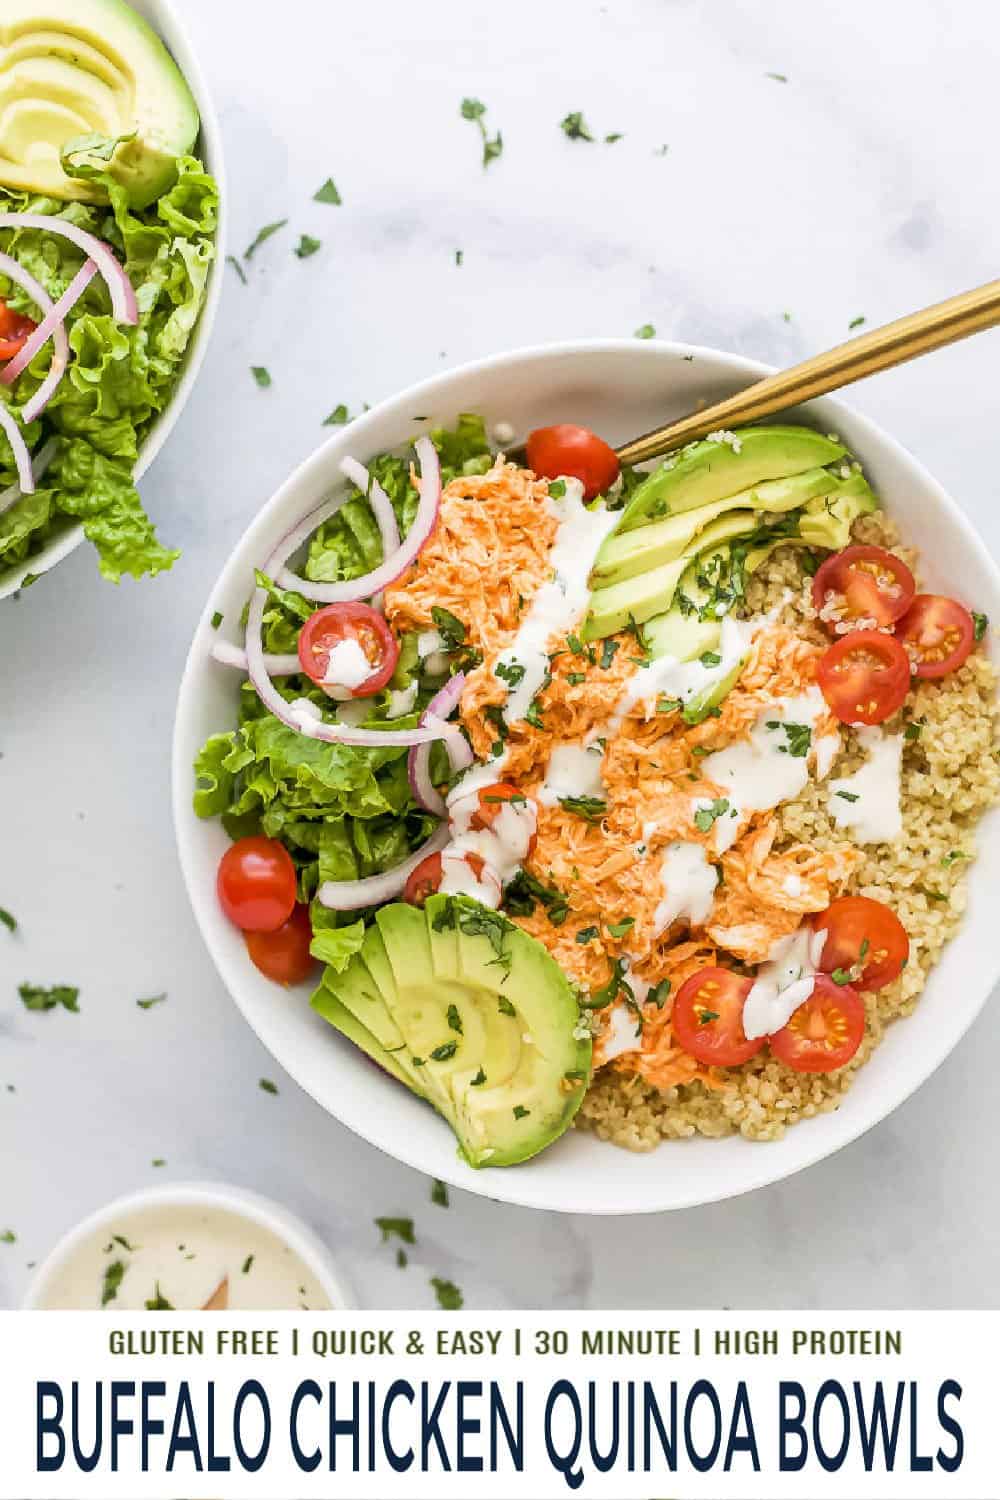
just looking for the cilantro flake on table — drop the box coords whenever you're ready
[0,909,15,933]
[210,611,224,630]
[18,982,79,1013]
[634,323,656,339]
[259,1077,279,1095]
[242,1255,254,1274]
[460,98,503,168]
[848,315,867,330]
[225,254,247,284]
[251,366,272,389]
[376,1216,415,1245]
[244,218,288,259]
[0,1230,15,1245]
[323,403,351,426]
[765,71,788,82]
[101,1260,125,1307]
[560,111,594,141]
[431,1275,464,1310]
[294,233,321,259]
[314,177,342,205]
[136,992,166,1010]
[145,1282,174,1310]
[431,1179,449,1208]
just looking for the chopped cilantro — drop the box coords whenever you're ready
[765,71,788,82]
[605,131,624,143]
[294,234,321,259]
[973,611,989,641]
[513,1105,530,1120]
[682,700,721,726]
[657,695,682,715]
[699,1009,720,1024]
[244,219,288,259]
[431,1275,463,1310]
[375,1217,414,1245]
[699,650,722,668]
[548,479,567,498]
[495,659,526,688]
[430,1041,458,1061]
[693,798,730,833]
[584,957,633,1011]
[136,993,166,1010]
[259,1078,278,1095]
[323,403,350,426]
[101,1260,125,1307]
[0,1230,15,1244]
[314,177,342,205]
[904,720,923,741]
[559,794,607,823]
[567,671,587,686]
[210,610,223,629]
[503,870,569,926]
[560,111,594,141]
[431,605,467,649]
[0,909,15,934]
[431,1179,449,1208]
[830,967,854,985]
[859,938,870,961]
[524,697,545,729]
[836,790,860,803]
[918,887,948,903]
[470,1066,487,1086]
[145,1282,174,1310]
[600,639,619,670]
[225,254,247,284]
[18,983,79,1013]
[446,1004,463,1033]
[648,978,672,1008]
[767,720,812,757]
[396,1248,408,1268]
[634,323,656,339]
[151,1158,166,1167]
[575,926,599,945]
[848,315,866,330]
[607,918,635,938]
[455,248,463,266]
[242,1255,254,1274]
[497,996,516,1017]
[461,98,503,167]
[251,366,272,388]
[941,851,970,867]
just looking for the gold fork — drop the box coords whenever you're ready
[512,279,1000,469]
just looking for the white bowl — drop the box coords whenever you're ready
[172,338,1000,1215]
[0,0,226,600]
[23,1181,354,1309]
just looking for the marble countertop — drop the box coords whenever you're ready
[3,0,999,1313]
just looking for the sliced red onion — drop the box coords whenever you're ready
[0,215,137,326]
[2,261,98,421]
[0,436,57,518]
[407,673,471,816]
[317,824,451,910]
[278,435,440,602]
[0,250,66,425]
[0,403,33,494]
[211,639,300,675]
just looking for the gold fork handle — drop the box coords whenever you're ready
[616,277,1000,467]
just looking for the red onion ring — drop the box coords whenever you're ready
[317,824,451,910]
[0,215,137,326]
[407,673,472,816]
[278,435,440,602]
[0,436,57,517]
[3,261,98,421]
[0,403,33,494]
[211,640,300,675]
[0,250,67,426]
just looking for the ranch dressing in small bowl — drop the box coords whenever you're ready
[25,1183,350,1311]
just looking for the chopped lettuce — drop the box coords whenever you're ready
[0,154,218,580]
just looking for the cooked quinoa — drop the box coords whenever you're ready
[576,513,1000,1149]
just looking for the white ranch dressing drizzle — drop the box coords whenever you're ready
[699,686,836,849]
[441,787,538,908]
[438,849,502,905]
[386,682,418,718]
[321,636,372,694]
[599,1000,644,1062]
[653,840,718,935]
[742,925,828,1041]
[36,1203,332,1311]
[537,741,606,806]
[828,726,903,844]
[607,612,761,736]
[494,477,619,725]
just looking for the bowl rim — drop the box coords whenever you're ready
[172,334,1000,1215]
[22,1180,355,1309]
[0,0,228,601]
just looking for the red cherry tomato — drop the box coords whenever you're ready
[894,594,975,679]
[245,903,316,985]
[816,629,911,725]
[671,967,764,1067]
[297,603,400,696]
[769,974,865,1073]
[217,836,297,932]
[812,545,915,631]
[462,782,538,859]
[403,850,486,907]
[0,299,37,361]
[525,424,620,502]
[813,895,908,991]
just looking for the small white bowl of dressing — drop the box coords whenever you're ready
[23,1182,353,1311]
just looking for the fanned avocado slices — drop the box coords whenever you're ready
[312,896,592,1167]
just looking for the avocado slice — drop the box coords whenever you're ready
[616,425,847,533]
[592,467,841,587]
[321,898,592,1167]
[311,982,422,1095]
[798,473,877,548]
[1,0,200,208]
[582,556,688,640]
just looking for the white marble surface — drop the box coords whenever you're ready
[3,0,1000,1313]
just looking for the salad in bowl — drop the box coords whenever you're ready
[176,343,1000,1212]
[0,0,222,592]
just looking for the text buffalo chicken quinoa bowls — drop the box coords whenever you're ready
[194,415,998,1166]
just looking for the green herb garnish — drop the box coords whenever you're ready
[461,98,503,167]
[634,323,656,340]
[314,178,342,205]
[225,254,247,284]
[242,1255,254,1274]
[259,1078,278,1095]
[559,794,607,823]
[575,926,599,945]
[101,1260,125,1307]
[848,315,866,330]
[430,1041,458,1062]
[431,1179,449,1208]
[767,720,812,757]
[513,1105,530,1120]
[607,918,635,938]
[600,639,619,670]
[836,790,860,803]
[495,659,526,688]
[0,909,16,934]
[18,983,79,1013]
[648,978,672,1008]
[323,403,350,426]
[693,798,730,833]
[561,111,593,141]
[431,605,467,649]
[375,1217,414,1245]
[136,993,166,1010]
[446,1004,463,1033]
[548,479,567,498]
[973,611,989,641]
[145,1282,174,1310]
[294,234,321,259]
[244,219,288,259]
[431,1275,463,1310]
[251,366,272,388]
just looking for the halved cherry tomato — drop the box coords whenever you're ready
[769,974,865,1073]
[813,895,909,992]
[812,545,915,631]
[217,836,297,932]
[245,903,315,985]
[671,967,764,1067]
[0,299,37,361]
[895,594,975,679]
[297,603,399,696]
[462,782,538,858]
[525,424,620,502]
[403,850,486,907]
[816,629,911,725]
